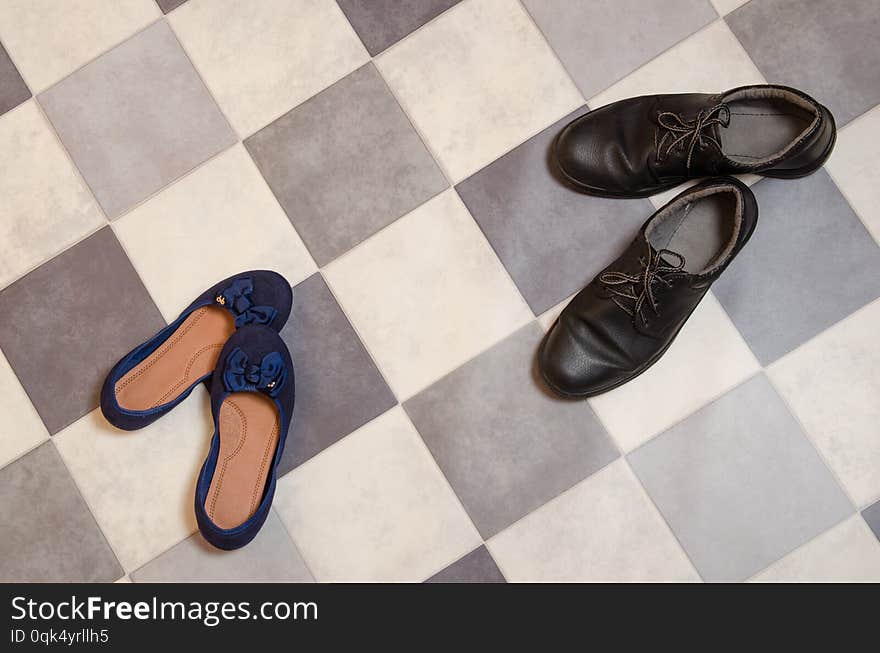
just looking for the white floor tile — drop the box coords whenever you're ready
[710,0,750,16]
[0,101,104,289]
[170,0,368,136]
[590,293,760,452]
[489,459,699,582]
[752,516,880,582]
[0,349,49,469]
[274,407,481,582]
[377,0,582,182]
[769,298,880,507]
[589,20,764,109]
[0,0,159,91]
[826,104,880,246]
[53,391,210,571]
[113,145,315,321]
[323,189,532,400]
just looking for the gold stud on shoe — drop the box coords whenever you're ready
[215,295,226,305]
[267,381,276,389]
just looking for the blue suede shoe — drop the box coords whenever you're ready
[101,271,292,431]
[195,325,294,550]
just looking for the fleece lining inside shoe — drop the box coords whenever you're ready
[114,306,234,411]
[721,88,818,165]
[646,185,742,274]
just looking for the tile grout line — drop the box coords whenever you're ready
[25,14,166,98]
[0,34,34,98]
[620,457,706,582]
[0,437,49,477]
[419,542,502,583]
[587,17,766,108]
[47,439,128,581]
[5,0,878,583]
[269,507,320,583]
[514,0,592,101]
[365,0,472,60]
[315,269,399,404]
[741,512,880,582]
[396,408,488,578]
[127,528,200,582]
[764,366,861,512]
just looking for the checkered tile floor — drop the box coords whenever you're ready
[1,0,879,583]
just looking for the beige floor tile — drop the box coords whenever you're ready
[769,299,880,506]
[590,293,760,452]
[489,459,699,582]
[589,20,764,109]
[537,294,574,332]
[752,516,880,582]
[377,0,582,182]
[170,0,368,136]
[710,0,750,15]
[323,189,532,399]
[0,349,49,469]
[274,407,481,581]
[0,101,104,289]
[54,391,210,571]
[826,104,880,246]
[0,0,159,92]
[113,145,316,320]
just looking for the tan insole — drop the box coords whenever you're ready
[115,306,234,411]
[205,393,280,529]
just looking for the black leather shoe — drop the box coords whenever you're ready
[555,84,835,197]
[539,177,757,398]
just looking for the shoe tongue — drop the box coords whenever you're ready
[710,101,732,156]
[645,240,687,271]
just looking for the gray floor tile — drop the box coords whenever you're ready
[0,228,165,434]
[727,0,880,125]
[404,323,618,539]
[864,501,880,543]
[246,63,446,266]
[156,0,188,13]
[629,374,852,582]
[131,510,313,582]
[0,40,29,116]
[277,273,396,475]
[457,107,654,314]
[0,443,122,582]
[524,0,717,99]
[38,20,235,218]
[426,546,506,583]
[337,0,461,56]
[713,171,880,364]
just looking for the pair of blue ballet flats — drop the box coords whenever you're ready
[101,271,295,550]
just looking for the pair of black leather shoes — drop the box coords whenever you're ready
[539,84,835,398]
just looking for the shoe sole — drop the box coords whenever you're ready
[552,107,837,196]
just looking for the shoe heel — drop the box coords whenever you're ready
[760,117,837,180]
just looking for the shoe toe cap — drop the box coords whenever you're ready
[554,115,635,195]
[540,319,620,397]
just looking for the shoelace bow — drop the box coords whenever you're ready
[657,103,730,171]
[598,245,686,325]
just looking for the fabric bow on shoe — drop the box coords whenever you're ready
[223,348,287,397]
[215,278,278,328]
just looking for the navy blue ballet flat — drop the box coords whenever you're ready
[194,325,295,550]
[101,271,292,431]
